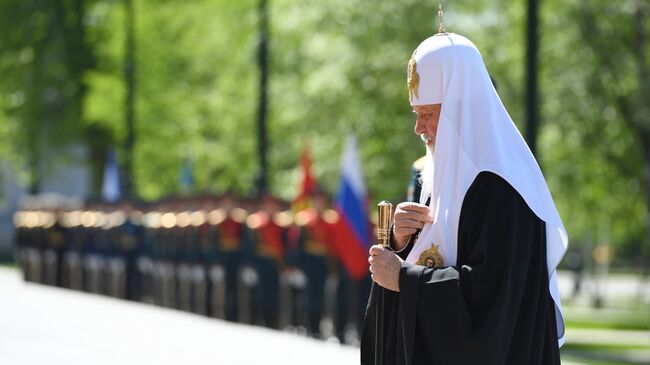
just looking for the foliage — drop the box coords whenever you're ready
[0,0,97,191]
[539,0,649,263]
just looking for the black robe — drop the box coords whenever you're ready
[361,171,561,365]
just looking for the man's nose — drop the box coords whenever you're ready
[414,118,425,135]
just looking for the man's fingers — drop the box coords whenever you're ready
[395,217,427,229]
[394,227,418,237]
[395,210,432,223]
[397,202,431,214]
[369,245,387,256]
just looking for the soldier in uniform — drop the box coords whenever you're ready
[292,189,338,337]
[25,210,47,284]
[13,211,31,281]
[158,200,180,308]
[185,198,210,316]
[105,205,127,298]
[83,205,113,295]
[42,209,69,287]
[174,204,196,312]
[142,204,163,305]
[61,209,85,290]
[245,195,290,329]
[210,193,247,320]
[193,196,217,316]
[114,201,145,300]
[13,210,40,282]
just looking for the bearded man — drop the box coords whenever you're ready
[360,28,567,365]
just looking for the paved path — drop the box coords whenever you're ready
[0,267,358,365]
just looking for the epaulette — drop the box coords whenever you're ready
[100,211,115,230]
[13,211,27,228]
[230,208,248,223]
[129,210,144,225]
[246,211,267,229]
[61,211,78,228]
[189,210,206,227]
[80,211,99,228]
[175,211,191,228]
[36,211,56,228]
[12,211,23,228]
[105,211,127,229]
[208,208,226,225]
[294,209,315,227]
[322,209,339,224]
[143,211,162,229]
[272,211,293,227]
[160,212,177,229]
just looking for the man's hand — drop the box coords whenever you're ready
[368,245,402,292]
[392,202,432,250]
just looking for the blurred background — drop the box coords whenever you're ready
[0,0,648,364]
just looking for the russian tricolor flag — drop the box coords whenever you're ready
[333,135,371,280]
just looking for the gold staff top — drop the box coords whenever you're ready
[377,201,392,248]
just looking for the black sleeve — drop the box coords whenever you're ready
[396,172,560,365]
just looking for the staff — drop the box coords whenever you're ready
[375,201,392,365]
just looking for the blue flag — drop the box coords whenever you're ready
[102,148,121,202]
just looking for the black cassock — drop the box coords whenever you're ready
[361,172,561,365]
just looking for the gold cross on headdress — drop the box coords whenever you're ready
[437,4,446,34]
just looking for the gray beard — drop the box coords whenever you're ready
[418,145,434,202]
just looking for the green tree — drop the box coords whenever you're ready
[540,0,649,266]
[0,0,97,192]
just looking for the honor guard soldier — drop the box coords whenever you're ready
[158,201,180,308]
[206,193,247,320]
[84,207,113,295]
[105,206,127,298]
[142,205,163,305]
[293,190,339,337]
[42,210,69,287]
[27,210,48,284]
[174,201,206,314]
[185,202,209,316]
[94,205,116,296]
[175,207,196,312]
[113,201,145,300]
[13,211,29,280]
[244,195,290,329]
[190,196,216,316]
[13,210,42,282]
[61,209,85,290]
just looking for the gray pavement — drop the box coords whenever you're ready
[0,267,358,365]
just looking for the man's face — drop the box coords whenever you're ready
[413,104,442,149]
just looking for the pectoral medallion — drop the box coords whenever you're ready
[416,244,443,268]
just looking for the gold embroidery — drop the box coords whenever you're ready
[407,54,419,100]
[416,244,444,268]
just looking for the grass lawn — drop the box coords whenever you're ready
[0,261,17,269]
[561,304,650,365]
